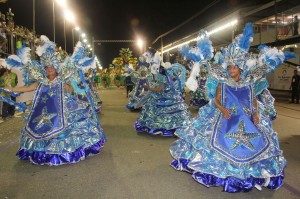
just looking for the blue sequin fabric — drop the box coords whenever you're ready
[90,84,102,113]
[135,75,191,136]
[126,77,150,110]
[170,82,286,192]
[16,80,106,165]
[189,78,208,107]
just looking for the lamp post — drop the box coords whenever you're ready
[53,0,55,42]
[72,26,80,48]
[54,0,67,43]
[64,18,66,50]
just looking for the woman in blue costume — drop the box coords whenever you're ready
[170,23,294,192]
[83,69,102,113]
[6,36,106,165]
[189,70,209,108]
[134,62,191,136]
[126,66,151,110]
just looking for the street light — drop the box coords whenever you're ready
[137,39,144,53]
[53,0,68,43]
[63,9,75,51]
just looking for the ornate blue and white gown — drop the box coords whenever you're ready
[126,76,149,110]
[90,82,102,113]
[189,77,208,107]
[134,74,190,136]
[16,78,106,165]
[170,82,286,192]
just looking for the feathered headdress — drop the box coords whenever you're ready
[71,41,96,72]
[36,35,61,71]
[210,23,297,85]
[3,46,44,85]
[143,47,162,74]
[179,30,214,91]
[4,46,31,69]
[216,23,254,73]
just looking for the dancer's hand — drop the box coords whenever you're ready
[221,107,231,120]
[253,112,259,125]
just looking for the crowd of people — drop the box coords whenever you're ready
[0,8,69,59]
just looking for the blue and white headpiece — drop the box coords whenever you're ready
[143,47,161,74]
[215,23,254,72]
[71,41,96,72]
[179,30,214,91]
[36,35,61,71]
[211,23,297,84]
[4,46,31,69]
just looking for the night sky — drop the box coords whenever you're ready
[0,0,270,67]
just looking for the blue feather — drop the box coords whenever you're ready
[284,51,297,61]
[71,80,86,95]
[197,36,213,60]
[179,45,190,60]
[5,57,21,68]
[81,57,95,67]
[238,23,253,51]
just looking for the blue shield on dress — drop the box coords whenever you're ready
[211,84,270,163]
[24,83,67,140]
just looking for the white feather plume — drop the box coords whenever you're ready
[19,47,31,64]
[245,58,257,69]
[6,55,21,63]
[186,62,201,91]
[36,35,52,56]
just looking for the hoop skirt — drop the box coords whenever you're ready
[16,80,106,165]
[134,76,190,136]
[170,83,286,192]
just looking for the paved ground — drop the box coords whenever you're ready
[0,87,299,199]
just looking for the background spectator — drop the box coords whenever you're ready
[0,68,18,120]
[293,15,299,36]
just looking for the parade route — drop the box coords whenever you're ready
[0,87,299,199]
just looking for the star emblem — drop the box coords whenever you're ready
[41,95,48,103]
[225,120,260,151]
[33,107,57,130]
[229,104,237,114]
[48,90,56,97]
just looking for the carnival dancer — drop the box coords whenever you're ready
[134,62,190,136]
[170,23,295,192]
[84,68,102,113]
[5,36,106,165]
[189,70,209,108]
[125,59,152,110]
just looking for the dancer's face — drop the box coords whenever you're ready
[45,65,57,77]
[228,64,241,79]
